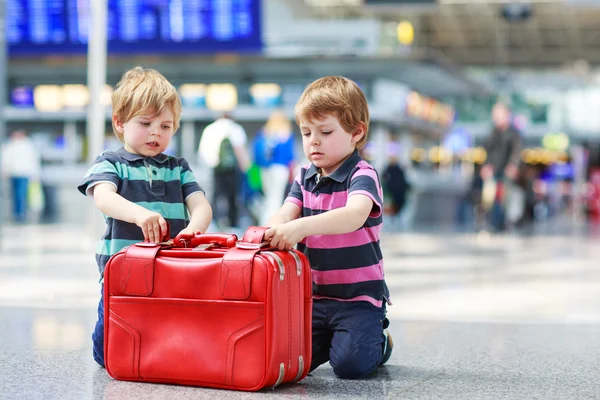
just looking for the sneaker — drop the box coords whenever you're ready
[380,329,393,365]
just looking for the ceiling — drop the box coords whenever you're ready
[423,1,600,67]
[305,0,600,68]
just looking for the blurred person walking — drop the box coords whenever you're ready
[198,114,250,229]
[1,130,41,223]
[253,110,296,226]
[382,154,410,231]
[480,102,522,232]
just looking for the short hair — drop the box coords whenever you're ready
[295,76,370,150]
[264,109,292,136]
[111,67,181,141]
[493,101,512,113]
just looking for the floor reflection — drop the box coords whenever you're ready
[1,219,599,399]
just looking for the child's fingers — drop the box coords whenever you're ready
[269,236,279,249]
[141,225,149,242]
[264,227,274,241]
[152,223,162,243]
[159,218,168,240]
[147,225,155,243]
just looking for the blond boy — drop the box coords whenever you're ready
[265,76,392,379]
[78,67,212,367]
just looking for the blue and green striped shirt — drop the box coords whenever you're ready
[77,147,203,276]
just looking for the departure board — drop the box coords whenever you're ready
[7,0,262,55]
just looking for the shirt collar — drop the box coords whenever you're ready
[115,147,169,164]
[306,149,362,183]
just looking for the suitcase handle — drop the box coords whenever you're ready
[173,232,238,248]
[241,226,268,244]
[235,226,271,250]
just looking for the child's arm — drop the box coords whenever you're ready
[265,194,373,250]
[178,192,212,235]
[92,183,168,243]
[268,202,301,226]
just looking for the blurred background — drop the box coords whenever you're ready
[1,0,599,233]
[3,2,600,398]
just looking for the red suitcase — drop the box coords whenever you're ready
[103,226,312,391]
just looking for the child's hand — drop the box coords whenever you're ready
[172,227,201,247]
[177,227,200,237]
[134,210,168,243]
[264,220,305,251]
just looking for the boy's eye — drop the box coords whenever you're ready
[321,131,332,135]
[162,125,171,130]
[302,132,310,136]
[140,122,150,126]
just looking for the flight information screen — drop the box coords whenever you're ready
[8,0,263,55]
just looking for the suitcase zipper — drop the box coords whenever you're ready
[265,252,306,382]
[265,252,292,377]
[290,251,305,382]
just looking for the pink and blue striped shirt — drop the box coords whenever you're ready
[285,150,390,308]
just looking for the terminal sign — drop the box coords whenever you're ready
[7,0,263,55]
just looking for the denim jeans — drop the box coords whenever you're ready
[310,299,386,379]
[10,177,29,222]
[92,287,105,367]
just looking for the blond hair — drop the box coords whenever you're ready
[264,110,292,136]
[295,76,370,150]
[111,67,181,141]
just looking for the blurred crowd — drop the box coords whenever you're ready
[2,102,598,233]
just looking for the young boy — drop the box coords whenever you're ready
[77,67,212,367]
[264,76,392,379]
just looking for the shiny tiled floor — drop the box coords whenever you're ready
[1,217,600,399]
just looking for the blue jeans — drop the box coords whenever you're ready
[310,299,386,379]
[92,288,105,367]
[10,177,29,222]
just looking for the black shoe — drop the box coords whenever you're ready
[380,329,393,365]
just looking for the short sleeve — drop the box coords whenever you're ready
[348,166,383,218]
[284,171,303,209]
[178,158,204,200]
[228,122,247,147]
[77,152,121,197]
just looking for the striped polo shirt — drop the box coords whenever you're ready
[286,150,390,308]
[77,147,203,276]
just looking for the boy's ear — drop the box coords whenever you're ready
[112,115,124,134]
[351,122,366,144]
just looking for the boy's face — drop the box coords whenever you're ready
[492,104,511,129]
[115,107,175,157]
[299,113,364,177]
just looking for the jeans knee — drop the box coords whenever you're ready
[92,314,104,367]
[331,350,378,379]
[92,332,105,367]
[93,348,105,367]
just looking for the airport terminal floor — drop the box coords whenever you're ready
[1,216,599,399]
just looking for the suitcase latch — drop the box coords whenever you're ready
[236,241,270,250]
[193,244,213,250]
